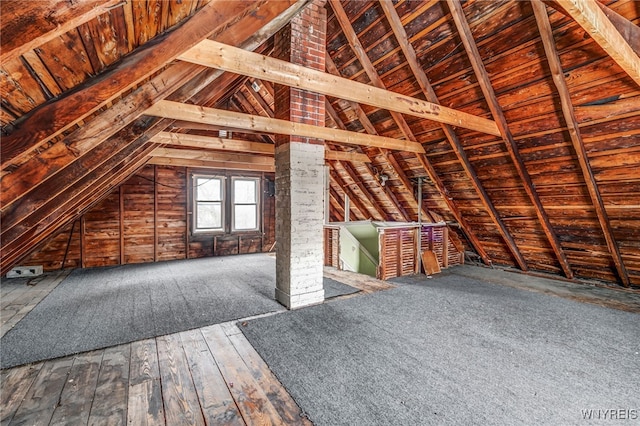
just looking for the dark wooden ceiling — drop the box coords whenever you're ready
[1,0,639,287]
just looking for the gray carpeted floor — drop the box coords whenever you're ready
[1,254,357,368]
[240,270,640,426]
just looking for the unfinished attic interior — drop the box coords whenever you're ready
[1,0,639,424]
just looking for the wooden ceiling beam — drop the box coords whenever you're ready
[151,132,275,155]
[147,157,275,173]
[532,1,630,287]
[379,0,505,266]
[150,140,366,164]
[178,40,501,137]
[151,148,274,165]
[553,0,640,87]
[448,0,574,274]
[0,0,122,63]
[145,101,425,153]
[325,150,371,163]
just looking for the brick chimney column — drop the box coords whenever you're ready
[273,0,327,309]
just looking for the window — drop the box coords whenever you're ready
[191,174,261,234]
[193,175,224,233]
[232,177,259,231]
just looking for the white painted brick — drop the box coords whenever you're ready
[274,142,325,309]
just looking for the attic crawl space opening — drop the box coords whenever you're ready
[1,0,639,292]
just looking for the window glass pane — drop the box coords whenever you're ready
[197,202,222,228]
[197,178,221,201]
[234,179,256,203]
[234,205,257,230]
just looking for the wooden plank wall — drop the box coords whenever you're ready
[324,0,640,287]
[19,166,276,271]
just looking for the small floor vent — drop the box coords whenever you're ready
[6,265,43,278]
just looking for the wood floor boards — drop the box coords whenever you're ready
[0,270,70,337]
[1,322,312,426]
[323,266,396,294]
[0,266,395,425]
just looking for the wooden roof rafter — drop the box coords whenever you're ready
[554,0,640,87]
[324,56,408,222]
[332,0,495,263]
[378,0,513,266]
[2,2,306,201]
[328,184,347,222]
[243,80,276,119]
[447,0,575,276]
[336,161,388,221]
[1,0,285,169]
[329,0,416,143]
[329,0,436,223]
[532,0,630,287]
[324,99,395,221]
[0,0,123,63]
[1,131,159,273]
[1,0,305,208]
[329,166,373,221]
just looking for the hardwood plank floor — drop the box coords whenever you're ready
[1,318,312,426]
[0,265,392,425]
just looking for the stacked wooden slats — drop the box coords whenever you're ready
[324,227,340,268]
[379,227,419,280]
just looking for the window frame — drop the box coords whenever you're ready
[231,176,261,232]
[192,174,226,234]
